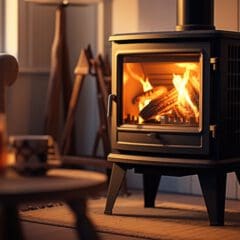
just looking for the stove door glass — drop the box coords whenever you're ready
[122,53,202,131]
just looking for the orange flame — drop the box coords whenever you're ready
[124,63,155,123]
[123,61,200,125]
[137,62,200,124]
[173,64,199,122]
[138,78,153,123]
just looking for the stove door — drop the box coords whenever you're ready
[112,43,211,156]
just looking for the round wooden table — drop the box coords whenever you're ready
[0,168,107,240]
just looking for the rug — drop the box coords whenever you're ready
[20,192,240,240]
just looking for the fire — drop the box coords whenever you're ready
[122,63,152,123]
[123,63,156,123]
[138,78,153,107]
[172,64,199,122]
[128,63,200,124]
[140,77,153,92]
[123,61,200,126]
[137,77,153,109]
[137,78,153,123]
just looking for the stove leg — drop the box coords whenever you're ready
[104,163,127,215]
[143,174,161,208]
[198,171,226,226]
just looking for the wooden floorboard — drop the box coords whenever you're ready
[22,221,147,240]
[21,191,240,240]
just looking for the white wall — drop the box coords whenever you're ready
[215,0,239,31]
[5,0,101,157]
[138,0,176,32]
[112,0,176,34]
[0,0,4,51]
[111,0,240,199]
[112,0,139,34]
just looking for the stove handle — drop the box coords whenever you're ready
[107,94,117,118]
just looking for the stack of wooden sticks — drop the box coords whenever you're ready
[61,45,112,171]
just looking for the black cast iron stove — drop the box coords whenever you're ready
[104,0,240,226]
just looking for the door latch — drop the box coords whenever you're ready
[209,124,217,138]
[210,57,218,71]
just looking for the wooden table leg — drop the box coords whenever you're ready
[67,199,100,240]
[0,205,24,240]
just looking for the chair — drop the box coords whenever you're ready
[0,53,19,112]
[0,53,18,169]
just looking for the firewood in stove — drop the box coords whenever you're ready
[186,78,199,108]
[132,86,168,104]
[139,88,177,120]
[173,106,185,120]
[189,75,200,93]
[159,115,169,124]
[177,104,195,120]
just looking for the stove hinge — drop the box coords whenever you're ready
[210,57,218,71]
[209,124,217,138]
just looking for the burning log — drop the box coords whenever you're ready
[177,104,196,120]
[186,77,200,108]
[187,84,199,107]
[133,86,168,104]
[189,75,200,93]
[139,88,178,120]
[173,106,185,120]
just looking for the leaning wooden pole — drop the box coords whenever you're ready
[44,4,72,143]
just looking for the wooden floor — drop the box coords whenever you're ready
[22,221,146,240]
[21,191,240,240]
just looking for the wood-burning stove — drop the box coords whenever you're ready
[105,0,240,226]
